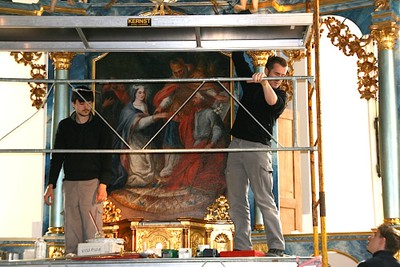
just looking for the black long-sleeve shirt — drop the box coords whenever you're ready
[230,51,287,145]
[357,250,400,267]
[48,112,112,189]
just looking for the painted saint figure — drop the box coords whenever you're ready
[165,92,227,191]
[112,84,168,189]
[153,57,228,177]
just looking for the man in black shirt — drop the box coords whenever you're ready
[226,51,288,257]
[358,223,400,267]
[44,86,112,256]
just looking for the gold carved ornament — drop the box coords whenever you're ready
[321,17,379,100]
[136,229,182,251]
[49,246,65,259]
[140,0,184,16]
[190,231,205,254]
[11,52,42,66]
[29,64,48,109]
[246,51,276,68]
[204,195,231,221]
[136,230,151,252]
[282,49,306,102]
[213,233,231,252]
[103,199,122,223]
[10,52,48,109]
[374,0,390,11]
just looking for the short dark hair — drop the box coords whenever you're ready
[378,223,400,255]
[265,56,288,72]
[169,57,186,66]
[72,86,94,103]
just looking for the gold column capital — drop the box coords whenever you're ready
[374,0,390,11]
[383,218,400,225]
[47,226,64,235]
[370,20,399,50]
[49,52,77,70]
[246,51,276,68]
[283,50,306,62]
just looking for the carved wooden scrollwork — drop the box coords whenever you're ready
[10,52,47,109]
[29,64,47,109]
[321,17,379,100]
[204,195,231,221]
[103,199,122,223]
[282,49,306,102]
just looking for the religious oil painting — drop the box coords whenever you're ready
[93,52,232,221]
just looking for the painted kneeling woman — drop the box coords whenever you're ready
[114,84,168,188]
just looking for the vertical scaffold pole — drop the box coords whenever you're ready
[306,27,320,260]
[305,0,320,258]
[312,0,329,265]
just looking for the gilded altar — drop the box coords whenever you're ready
[102,195,234,255]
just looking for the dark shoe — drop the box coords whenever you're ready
[265,248,285,257]
[237,9,252,14]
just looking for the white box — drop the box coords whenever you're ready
[77,242,124,256]
[178,248,192,258]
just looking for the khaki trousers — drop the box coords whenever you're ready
[226,138,285,250]
[62,179,103,254]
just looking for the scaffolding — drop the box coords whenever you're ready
[0,13,329,267]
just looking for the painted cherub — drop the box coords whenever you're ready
[233,0,258,13]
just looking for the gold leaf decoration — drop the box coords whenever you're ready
[282,49,306,102]
[204,195,231,221]
[322,17,378,100]
[10,52,47,109]
[103,199,122,223]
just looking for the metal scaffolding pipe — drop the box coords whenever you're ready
[292,77,299,147]
[0,147,318,154]
[1,56,322,259]
[89,1,231,7]
[0,76,314,84]
[1,75,316,158]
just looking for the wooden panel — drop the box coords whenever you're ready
[277,109,302,234]
[280,207,296,234]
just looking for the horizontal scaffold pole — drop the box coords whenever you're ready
[0,147,317,154]
[0,76,314,84]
